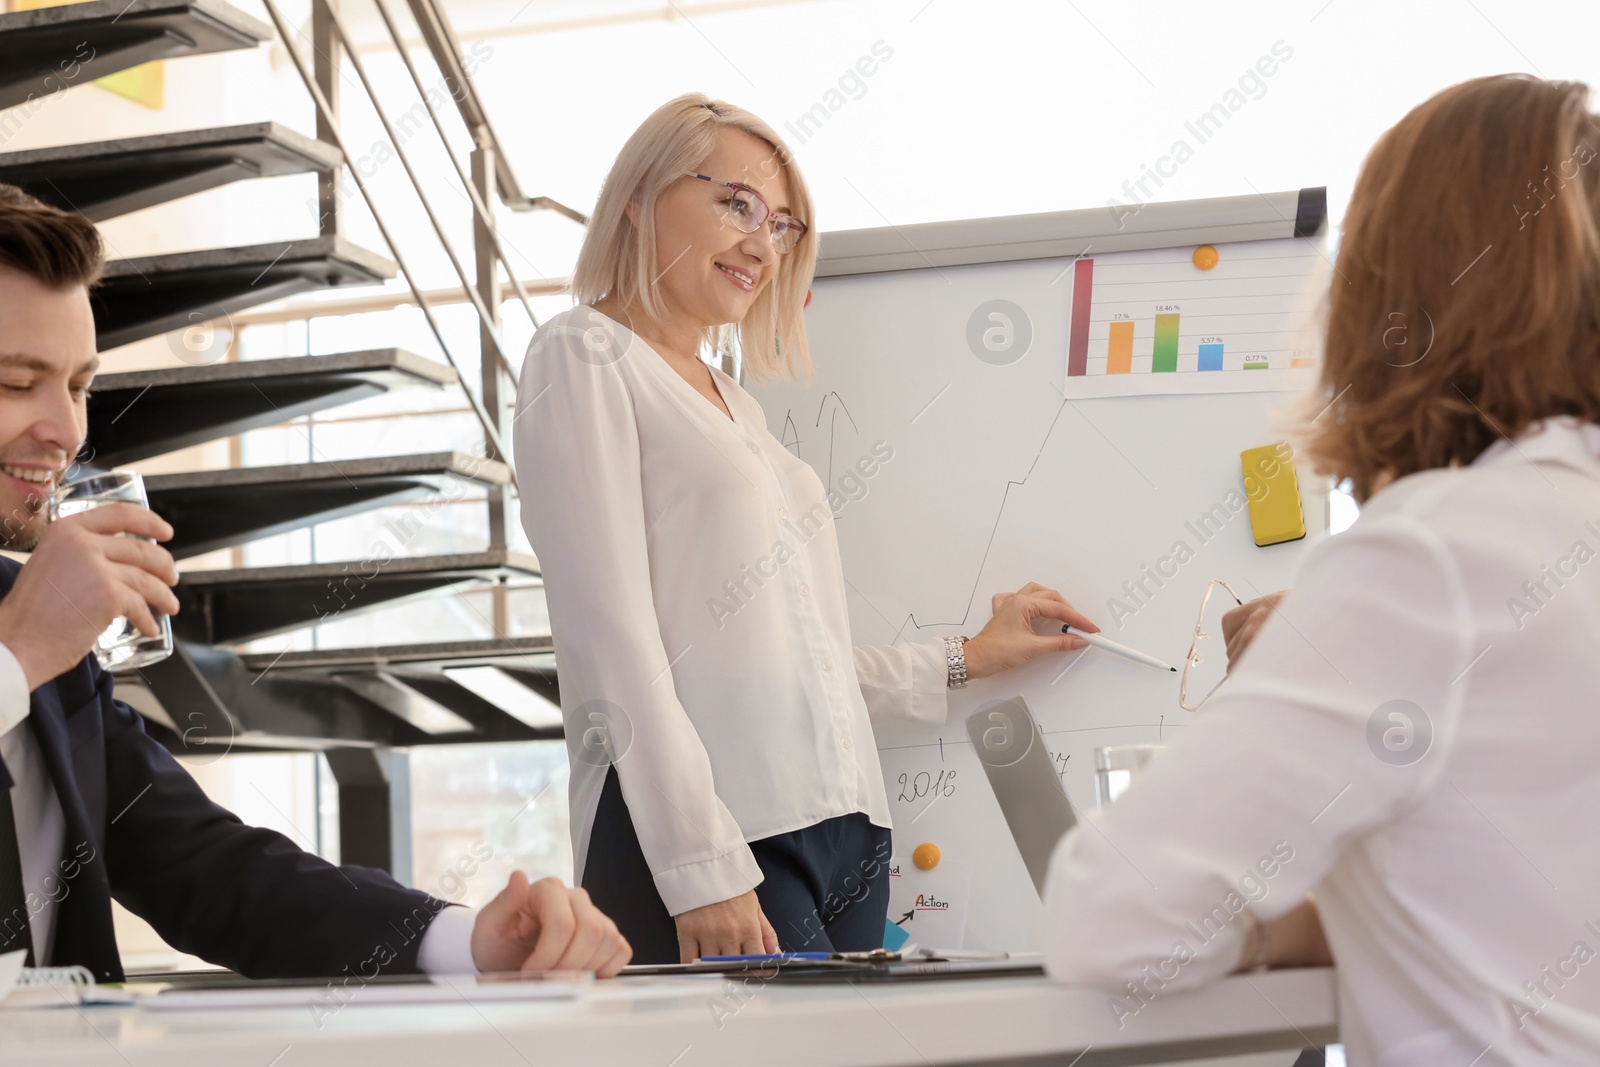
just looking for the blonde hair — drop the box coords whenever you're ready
[570,93,817,384]
[1292,74,1600,502]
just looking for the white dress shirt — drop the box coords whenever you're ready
[514,306,949,917]
[1044,417,1600,1066]
[0,644,477,973]
[0,643,63,965]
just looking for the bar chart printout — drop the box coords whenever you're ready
[1062,237,1323,398]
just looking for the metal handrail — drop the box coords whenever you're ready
[262,0,514,474]
[261,0,597,509]
[301,0,520,382]
[399,0,587,223]
[369,0,548,334]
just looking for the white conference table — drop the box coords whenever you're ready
[3,967,1337,1067]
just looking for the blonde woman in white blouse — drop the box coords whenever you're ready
[514,94,1098,964]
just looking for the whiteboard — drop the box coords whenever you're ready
[748,195,1331,952]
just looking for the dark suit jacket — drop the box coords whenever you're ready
[0,557,448,982]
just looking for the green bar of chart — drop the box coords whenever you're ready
[1152,313,1180,373]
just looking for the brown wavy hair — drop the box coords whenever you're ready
[0,182,103,289]
[1295,74,1600,502]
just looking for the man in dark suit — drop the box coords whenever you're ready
[0,184,630,981]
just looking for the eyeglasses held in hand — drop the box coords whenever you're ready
[1179,578,1243,712]
[689,173,808,255]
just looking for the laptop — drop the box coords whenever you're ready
[964,695,1078,897]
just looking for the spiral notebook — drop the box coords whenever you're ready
[0,949,134,1008]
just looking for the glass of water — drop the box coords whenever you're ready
[48,470,174,671]
[1094,744,1168,809]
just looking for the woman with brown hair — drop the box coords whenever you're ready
[1043,74,1600,1063]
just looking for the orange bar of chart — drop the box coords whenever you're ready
[1107,321,1134,374]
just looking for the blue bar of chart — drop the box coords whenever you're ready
[1197,341,1224,371]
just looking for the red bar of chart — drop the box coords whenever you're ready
[1067,258,1093,378]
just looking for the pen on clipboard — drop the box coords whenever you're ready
[699,948,907,963]
[699,952,832,962]
[1062,625,1177,672]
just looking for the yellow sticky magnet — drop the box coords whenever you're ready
[1241,443,1307,546]
[912,842,941,870]
[1192,245,1219,270]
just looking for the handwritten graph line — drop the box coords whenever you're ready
[783,387,1147,639]
[781,391,859,494]
[819,392,859,488]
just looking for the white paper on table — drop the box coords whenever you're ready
[142,973,591,1011]
[886,856,972,951]
[0,948,22,1001]
[0,949,135,1008]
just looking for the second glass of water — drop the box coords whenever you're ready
[1094,743,1168,809]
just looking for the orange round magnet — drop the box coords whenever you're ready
[912,842,941,870]
[1192,244,1219,270]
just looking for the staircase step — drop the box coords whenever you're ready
[273,639,564,740]
[0,0,270,112]
[120,636,560,750]
[0,123,340,222]
[93,237,395,352]
[85,348,454,467]
[174,548,540,645]
[147,451,511,560]
[236,636,553,672]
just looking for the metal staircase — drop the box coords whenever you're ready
[0,0,580,872]
[0,0,271,110]
[144,452,514,560]
[0,121,339,222]
[92,237,398,349]
[83,349,457,466]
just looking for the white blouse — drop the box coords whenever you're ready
[1043,417,1600,1065]
[513,306,950,917]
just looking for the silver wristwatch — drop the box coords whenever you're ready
[944,635,970,689]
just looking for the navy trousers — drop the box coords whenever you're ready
[583,767,893,964]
